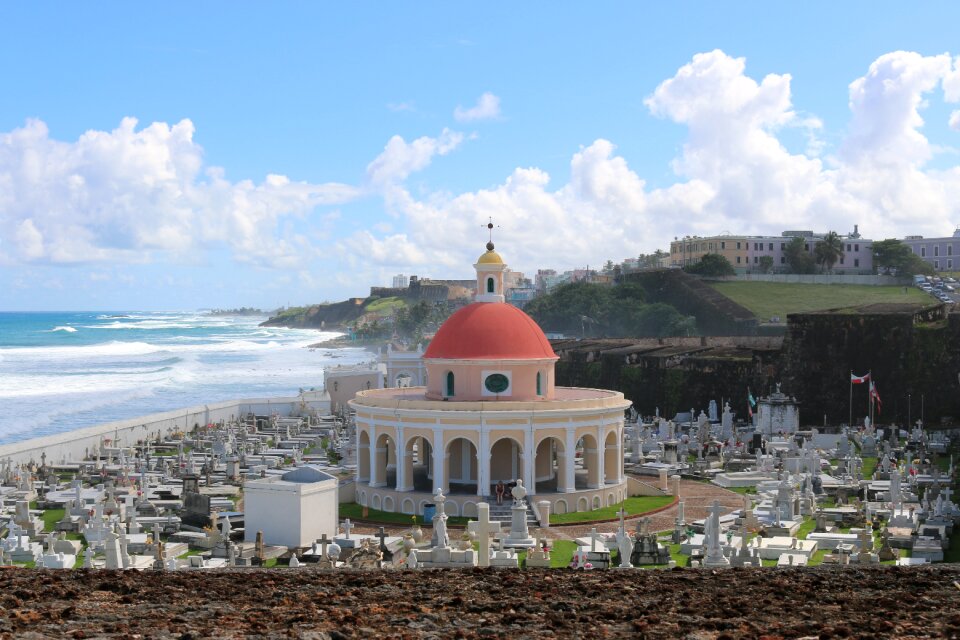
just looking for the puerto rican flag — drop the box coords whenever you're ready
[870,380,882,413]
[850,372,870,384]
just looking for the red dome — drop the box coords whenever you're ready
[424,302,557,360]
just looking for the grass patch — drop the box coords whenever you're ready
[725,486,757,495]
[549,540,578,568]
[668,542,687,567]
[549,495,674,525]
[707,281,930,321]
[339,503,471,527]
[364,296,407,315]
[796,518,816,540]
[861,457,878,479]
[807,550,829,566]
[177,548,203,559]
[41,508,65,532]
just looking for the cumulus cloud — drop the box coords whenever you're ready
[0,117,362,267]
[365,128,464,188]
[950,110,960,132]
[453,92,501,122]
[343,49,960,281]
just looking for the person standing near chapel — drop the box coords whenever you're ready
[495,480,505,504]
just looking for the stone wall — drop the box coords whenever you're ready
[552,307,960,426]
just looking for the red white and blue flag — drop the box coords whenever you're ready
[870,380,882,414]
[851,372,870,384]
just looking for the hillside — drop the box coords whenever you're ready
[708,281,930,322]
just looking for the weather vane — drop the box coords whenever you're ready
[482,217,499,250]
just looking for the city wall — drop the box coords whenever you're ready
[0,395,331,466]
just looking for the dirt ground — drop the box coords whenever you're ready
[1,565,959,639]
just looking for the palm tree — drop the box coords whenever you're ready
[814,231,844,273]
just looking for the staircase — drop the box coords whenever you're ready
[483,497,540,528]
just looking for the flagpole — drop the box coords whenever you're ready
[868,369,873,427]
[849,370,853,428]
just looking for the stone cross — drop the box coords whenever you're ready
[617,508,627,536]
[316,533,332,558]
[467,502,501,568]
[341,519,354,539]
[589,527,603,553]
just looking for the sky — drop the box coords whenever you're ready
[2,2,960,311]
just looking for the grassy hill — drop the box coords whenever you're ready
[708,281,931,321]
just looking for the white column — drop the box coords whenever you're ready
[396,426,409,491]
[432,428,446,493]
[596,425,605,487]
[478,424,490,497]
[619,423,626,483]
[564,428,576,492]
[369,426,380,486]
[524,424,535,495]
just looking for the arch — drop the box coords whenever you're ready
[592,496,601,509]
[395,372,413,388]
[358,430,371,483]
[486,277,495,293]
[418,500,430,515]
[534,436,566,494]
[404,436,433,492]
[461,502,479,518]
[373,433,397,490]
[575,433,601,489]
[577,497,588,512]
[489,436,524,488]
[607,493,615,507]
[372,494,382,510]
[445,437,478,495]
[445,501,460,517]
[359,491,367,507]
[604,430,620,485]
[401,498,415,514]
[445,371,455,397]
[555,499,568,515]
[383,496,395,513]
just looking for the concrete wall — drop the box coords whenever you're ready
[0,395,331,465]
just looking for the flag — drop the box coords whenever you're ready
[870,380,882,414]
[851,372,870,384]
[748,389,757,408]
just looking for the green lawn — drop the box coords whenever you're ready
[365,296,407,314]
[861,457,878,479]
[340,503,471,527]
[549,495,675,525]
[708,281,930,321]
[549,540,578,568]
[795,519,816,540]
[41,508,65,532]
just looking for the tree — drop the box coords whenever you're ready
[758,255,774,274]
[784,236,817,274]
[814,231,844,273]
[871,238,933,276]
[683,253,735,277]
[603,260,615,273]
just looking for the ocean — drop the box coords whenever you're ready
[0,311,372,446]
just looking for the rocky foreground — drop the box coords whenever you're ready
[1,566,959,639]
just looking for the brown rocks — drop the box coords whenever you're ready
[0,566,959,639]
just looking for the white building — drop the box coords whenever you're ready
[243,466,339,548]
[755,385,800,435]
[392,274,409,289]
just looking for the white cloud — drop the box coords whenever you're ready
[454,92,501,122]
[950,110,960,132]
[342,49,960,280]
[365,128,464,188]
[0,117,361,267]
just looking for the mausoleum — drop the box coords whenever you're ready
[350,238,631,518]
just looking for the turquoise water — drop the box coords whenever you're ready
[0,311,369,445]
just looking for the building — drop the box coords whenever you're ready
[902,229,960,272]
[349,240,631,518]
[670,227,873,274]
[392,274,409,289]
[324,364,383,414]
[243,465,339,548]
[755,385,800,435]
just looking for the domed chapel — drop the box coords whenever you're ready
[350,234,630,518]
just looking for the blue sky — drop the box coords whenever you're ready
[2,2,960,310]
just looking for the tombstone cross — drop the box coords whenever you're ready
[467,502,501,568]
[317,533,332,558]
[341,519,354,539]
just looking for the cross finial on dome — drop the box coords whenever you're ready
[483,217,499,250]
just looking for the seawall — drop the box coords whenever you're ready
[0,394,331,465]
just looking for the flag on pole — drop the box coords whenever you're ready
[851,372,870,384]
[747,388,754,418]
[870,380,882,414]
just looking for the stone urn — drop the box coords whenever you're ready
[458,532,472,551]
[411,523,424,543]
[402,534,416,553]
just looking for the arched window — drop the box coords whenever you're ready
[487,277,495,293]
[445,371,455,397]
[536,371,542,396]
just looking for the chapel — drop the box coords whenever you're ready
[349,237,630,517]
